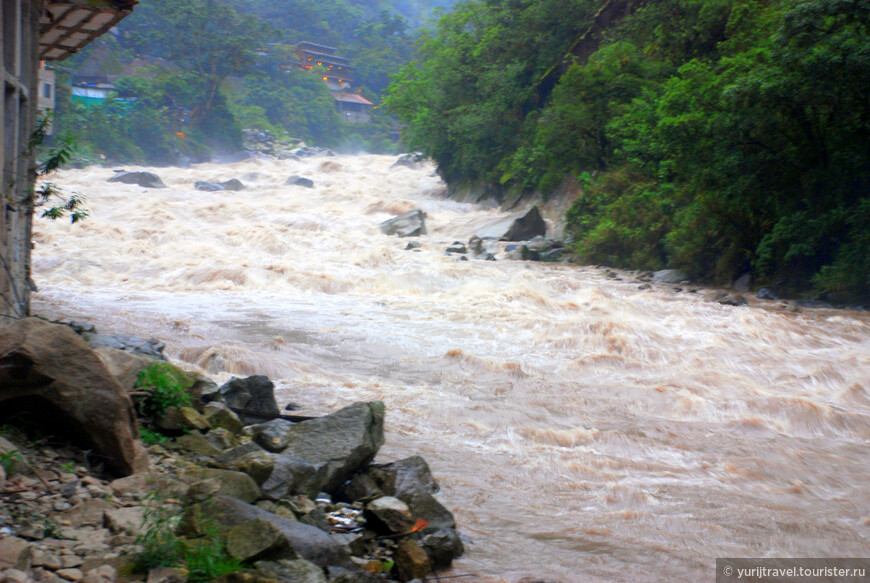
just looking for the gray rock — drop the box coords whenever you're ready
[80,332,166,360]
[252,419,296,453]
[204,402,244,434]
[215,444,274,486]
[445,243,467,255]
[652,269,688,284]
[476,206,546,241]
[104,507,146,535]
[220,178,245,191]
[107,171,166,188]
[733,272,752,292]
[185,469,261,503]
[421,528,464,569]
[286,175,314,188]
[261,455,323,500]
[390,153,425,170]
[404,241,422,251]
[298,507,331,533]
[365,496,413,534]
[757,288,778,300]
[226,519,295,562]
[174,431,221,457]
[219,376,280,425]
[402,490,455,529]
[369,456,439,497]
[194,181,224,192]
[0,537,32,570]
[203,495,352,569]
[256,402,384,496]
[713,291,748,306]
[255,559,328,583]
[379,210,427,238]
[205,427,241,451]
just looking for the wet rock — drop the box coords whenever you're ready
[219,376,280,425]
[379,210,427,238]
[0,318,148,476]
[404,241,421,251]
[445,242,467,255]
[712,291,748,306]
[369,456,439,497]
[107,171,166,189]
[638,283,651,290]
[202,495,352,569]
[220,179,245,191]
[757,288,778,300]
[365,497,413,534]
[286,175,314,188]
[78,330,166,360]
[195,181,224,192]
[652,269,688,284]
[390,153,425,170]
[476,206,546,241]
[186,469,261,504]
[258,402,384,496]
[298,507,331,533]
[394,540,430,582]
[226,520,295,562]
[421,528,464,569]
[203,403,244,434]
[398,490,455,529]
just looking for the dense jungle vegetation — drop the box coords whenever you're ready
[385,0,869,300]
[52,0,457,163]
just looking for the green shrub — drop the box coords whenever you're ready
[134,363,193,420]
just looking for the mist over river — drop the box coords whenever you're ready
[32,155,870,582]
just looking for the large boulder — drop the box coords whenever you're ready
[107,171,166,188]
[379,210,427,238]
[476,206,546,241]
[199,495,353,569]
[94,348,156,391]
[219,376,280,424]
[78,330,166,360]
[390,153,425,170]
[652,269,688,284]
[0,318,148,476]
[256,402,385,497]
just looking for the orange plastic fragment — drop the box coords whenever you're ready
[410,518,429,533]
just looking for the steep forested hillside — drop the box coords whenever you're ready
[50,0,456,164]
[385,0,870,301]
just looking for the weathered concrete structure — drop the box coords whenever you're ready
[1,0,135,324]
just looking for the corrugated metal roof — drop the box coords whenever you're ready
[330,91,374,106]
[39,1,137,61]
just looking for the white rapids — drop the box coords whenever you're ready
[32,154,870,582]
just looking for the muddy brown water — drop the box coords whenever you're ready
[32,155,870,582]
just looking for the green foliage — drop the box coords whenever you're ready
[134,363,193,420]
[390,0,870,301]
[0,449,22,477]
[134,496,242,583]
[139,428,170,446]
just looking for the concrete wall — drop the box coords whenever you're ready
[1,0,40,324]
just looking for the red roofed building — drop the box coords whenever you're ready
[330,91,373,124]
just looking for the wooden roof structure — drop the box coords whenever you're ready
[39,0,137,61]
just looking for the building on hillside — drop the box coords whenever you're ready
[295,42,374,123]
[295,41,354,91]
[1,0,136,324]
[330,91,374,124]
[70,41,123,105]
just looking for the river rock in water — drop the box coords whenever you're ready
[107,171,166,188]
[194,181,224,192]
[476,206,546,241]
[219,376,280,424]
[286,175,315,188]
[652,269,688,284]
[379,210,427,238]
[390,153,425,170]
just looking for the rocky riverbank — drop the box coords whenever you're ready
[0,318,464,583]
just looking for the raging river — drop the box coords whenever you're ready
[31,155,870,582]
